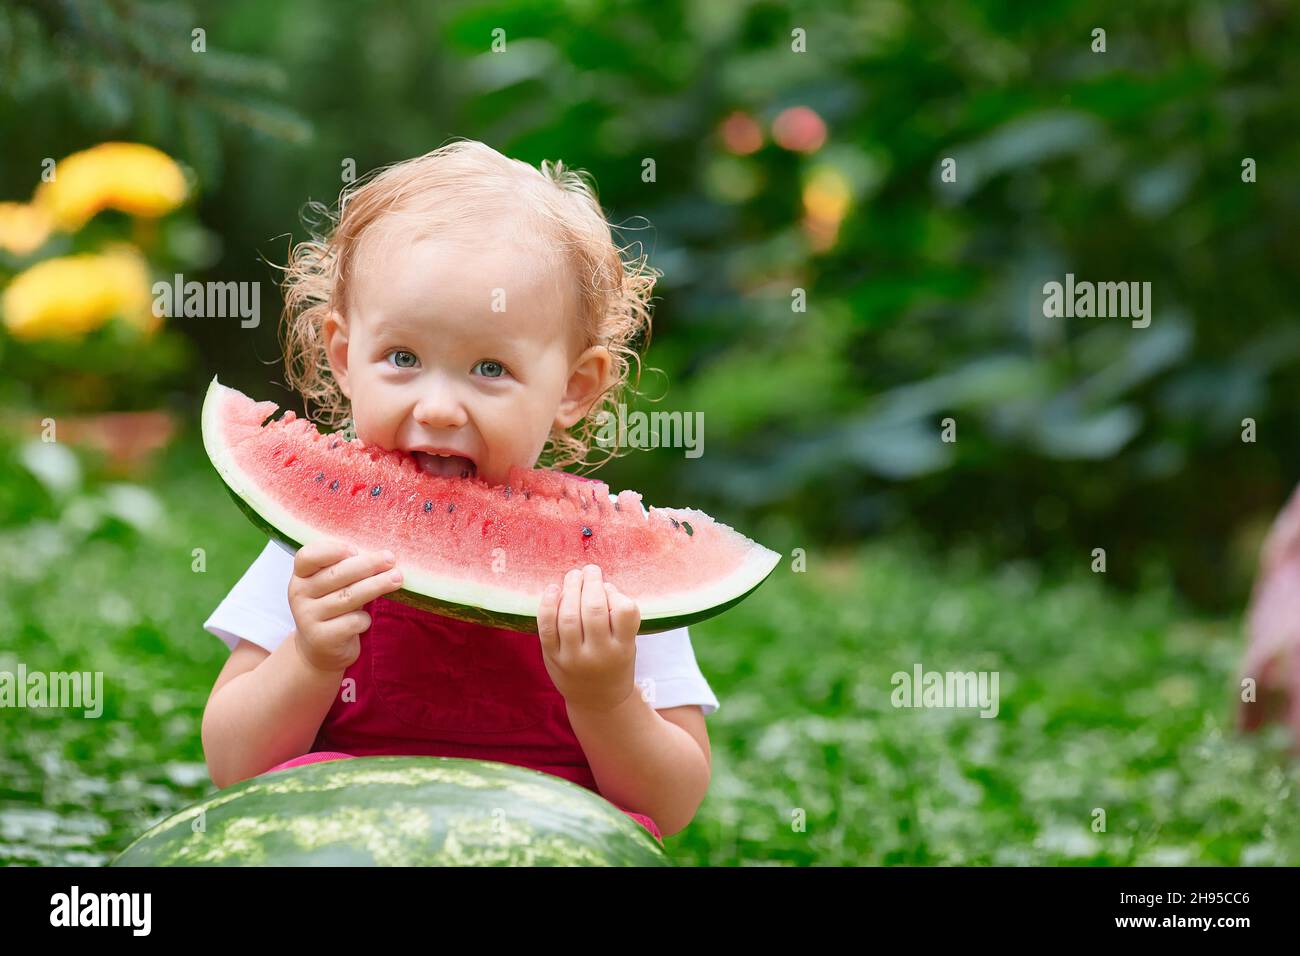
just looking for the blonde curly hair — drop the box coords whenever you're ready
[276,138,660,472]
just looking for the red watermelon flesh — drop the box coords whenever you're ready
[202,378,780,633]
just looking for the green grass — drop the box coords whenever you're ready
[681,548,1300,865]
[1,438,1298,865]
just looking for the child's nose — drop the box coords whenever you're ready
[412,380,469,429]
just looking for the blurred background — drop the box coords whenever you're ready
[2,0,1299,866]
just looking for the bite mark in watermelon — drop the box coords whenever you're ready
[201,377,780,633]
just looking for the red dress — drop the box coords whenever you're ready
[260,594,662,843]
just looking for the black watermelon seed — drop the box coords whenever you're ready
[314,472,325,482]
[504,485,512,498]
[682,521,694,536]
[581,526,592,538]
[524,490,531,500]
[614,501,620,511]
[447,503,455,513]
[423,500,433,513]
[370,485,382,497]
[668,516,679,528]
[331,441,340,449]
[329,479,340,491]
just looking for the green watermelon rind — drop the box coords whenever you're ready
[204,376,780,635]
[111,756,672,867]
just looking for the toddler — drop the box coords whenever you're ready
[200,140,718,842]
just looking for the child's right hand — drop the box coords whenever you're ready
[288,540,403,673]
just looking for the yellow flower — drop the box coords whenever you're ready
[1,246,158,340]
[802,165,852,225]
[0,202,54,256]
[32,143,188,231]
[802,164,853,252]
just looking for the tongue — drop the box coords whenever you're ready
[416,453,476,479]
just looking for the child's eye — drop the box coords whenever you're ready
[387,350,418,369]
[473,360,507,379]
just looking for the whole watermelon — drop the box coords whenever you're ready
[111,756,671,866]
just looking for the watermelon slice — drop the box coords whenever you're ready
[201,377,779,633]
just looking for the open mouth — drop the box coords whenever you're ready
[412,450,478,479]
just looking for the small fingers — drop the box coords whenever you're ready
[303,548,396,599]
[537,582,561,655]
[319,609,373,640]
[580,565,612,644]
[606,582,641,638]
[323,564,404,616]
[293,539,356,578]
[556,568,584,647]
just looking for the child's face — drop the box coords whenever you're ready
[323,225,611,487]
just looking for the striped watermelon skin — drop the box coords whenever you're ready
[111,757,672,867]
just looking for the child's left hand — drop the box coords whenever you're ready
[537,564,640,713]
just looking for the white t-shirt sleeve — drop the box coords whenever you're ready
[204,536,722,717]
[634,626,721,716]
[203,539,297,653]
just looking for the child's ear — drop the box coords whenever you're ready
[322,309,352,399]
[555,345,613,430]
